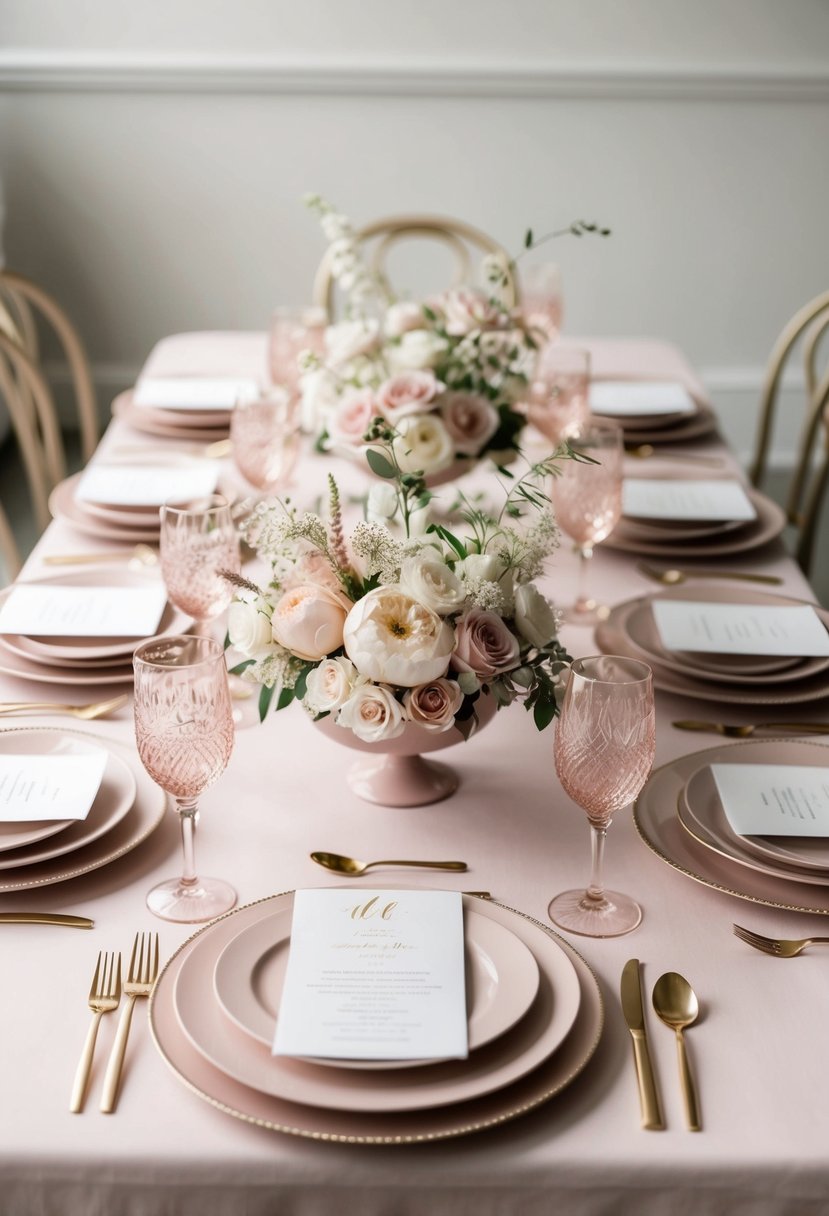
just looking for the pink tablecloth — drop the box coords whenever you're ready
[0,334,825,1216]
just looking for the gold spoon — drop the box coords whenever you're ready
[0,694,129,720]
[43,544,158,569]
[637,562,783,587]
[652,972,701,1131]
[310,851,468,877]
[625,445,724,467]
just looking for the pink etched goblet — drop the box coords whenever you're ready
[550,420,623,624]
[268,305,327,394]
[527,346,590,447]
[522,262,564,345]
[230,388,300,494]
[550,655,655,937]
[133,635,236,922]
[159,495,240,633]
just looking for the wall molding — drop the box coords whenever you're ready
[1,52,828,102]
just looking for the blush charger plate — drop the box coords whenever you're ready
[112,393,230,442]
[0,725,166,893]
[150,892,603,1142]
[635,738,829,916]
[0,639,134,687]
[50,473,162,543]
[211,905,542,1068]
[605,488,785,558]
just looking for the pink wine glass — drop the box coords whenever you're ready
[550,420,623,623]
[134,634,236,922]
[268,305,327,394]
[527,346,590,446]
[550,655,655,937]
[159,494,240,632]
[522,261,564,344]
[231,388,300,494]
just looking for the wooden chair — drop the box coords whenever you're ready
[0,499,21,583]
[312,214,516,319]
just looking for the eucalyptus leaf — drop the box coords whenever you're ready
[366,449,397,479]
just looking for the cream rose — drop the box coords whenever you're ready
[227,598,274,658]
[513,583,559,649]
[399,556,466,616]
[386,329,448,372]
[343,586,455,688]
[403,678,464,733]
[271,583,348,662]
[376,371,443,423]
[304,656,358,714]
[337,682,406,742]
[439,392,500,456]
[452,608,520,679]
[324,319,380,366]
[328,388,376,445]
[392,413,454,476]
[384,301,427,337]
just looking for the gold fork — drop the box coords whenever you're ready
[69,951,122,1113]
[43,545,158,568]
[100,932,160,1113]
[0,695,129,720]
[637,562,783,587]
[673,719,829,738]
[732,923,829,958]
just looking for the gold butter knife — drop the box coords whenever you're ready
[621,958,664,1130]
[0,912,93,928]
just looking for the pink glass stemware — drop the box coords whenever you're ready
[550,655,655,937]
[231,389,300,493]
[528,346,590,446]
[134,634,236,922]
[159,494,240,626]
[268,305,327,393]
[522,262,564,344]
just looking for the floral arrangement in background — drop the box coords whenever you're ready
[226,432,583,742]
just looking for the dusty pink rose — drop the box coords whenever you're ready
[441,288,507,336]
[328,388,376,445]
[376,370,443,423]
[451,608,520,679]
[403,678,464,733]
[271,583,348,662]
[439,392,500,455]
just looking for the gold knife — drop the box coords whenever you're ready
[620,958,664,1130]
[0,912,94,928]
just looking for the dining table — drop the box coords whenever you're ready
[0,330,827,1216]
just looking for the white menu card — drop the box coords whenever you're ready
[651,600,829,656]
[0,752,107,822]
[75,463,219,507]
[0,584,168,638]
[622,478,757,522]
[590,380,696,417]
[710,764,829,837]
[133,377,259,411]
[273,889,469,1061]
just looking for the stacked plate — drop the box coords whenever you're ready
[111,375,259,441]
[605,487,786,559]
[149,891,604,1143]
[589,380,718,445]
[597,585,829,706]
[0,570,189,688]
[0,726,166,892]
[635,738,829,917]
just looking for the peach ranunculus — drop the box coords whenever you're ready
[327,387,377,445]
[441,288,507,336]
[337,682,406,742]
[403,678,464,732]
[451,607,520,680]
[343,586,455,688]
[376,370,444,424]
[438,392,500,456]
[271,583,348,662]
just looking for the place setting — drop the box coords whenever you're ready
[588,379,719,445]
[110,374,261,441]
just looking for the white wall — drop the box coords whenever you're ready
[1,0,828,465]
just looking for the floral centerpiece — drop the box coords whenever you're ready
[226,430,585,754]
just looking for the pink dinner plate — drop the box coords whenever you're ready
[593,405,718,444]
[79,499,164,528]
[0,728,136,870]
[677,762,829,887]
[170,891,582,1113]
[605,488,785,558]
[49,473,162,543]
[150,893,603,1143]
[635,738,829,916]
[212,905,541,1068]
[0,725,166,892]
[113,393,230,442]
[0,638,134,687]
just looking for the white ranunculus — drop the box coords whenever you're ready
[513,582,559,649]
[337,682,406,742]
[300,367,339,433]
[392,413,454,476]
[324,319,380,366]
[366,482,399,523]
[304,656,358,714]
[399,556,466,616]
[384,302,427,338]
[343,586,455,688]
[227,598,274,658]
[455,553,508,585]
[386,329,448,372]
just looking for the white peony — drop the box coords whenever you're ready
[324,319,380,366]
[386,329,448,372]
[227,598,274,659]
[304,656,358,714]
[513,583,559,649]
[384,302,427,338]
[337,682,406,742]
[343,586,455,688]
[392,413,454,476]
[300,366,339,433]
[399,556,466,616]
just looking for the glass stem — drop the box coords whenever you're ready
[586,820,609,903]
[574,544,594,613]
[176,799,199,887]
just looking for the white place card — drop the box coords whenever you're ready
[133,377,259,411]
[273,889,469,1061]
[0,752,107,822]
[0,584,168,639]
[623,478,757,522]
[590,380,696,417]
[651,600,829,657]
[710,764,829,838]
[75,463,219,507]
